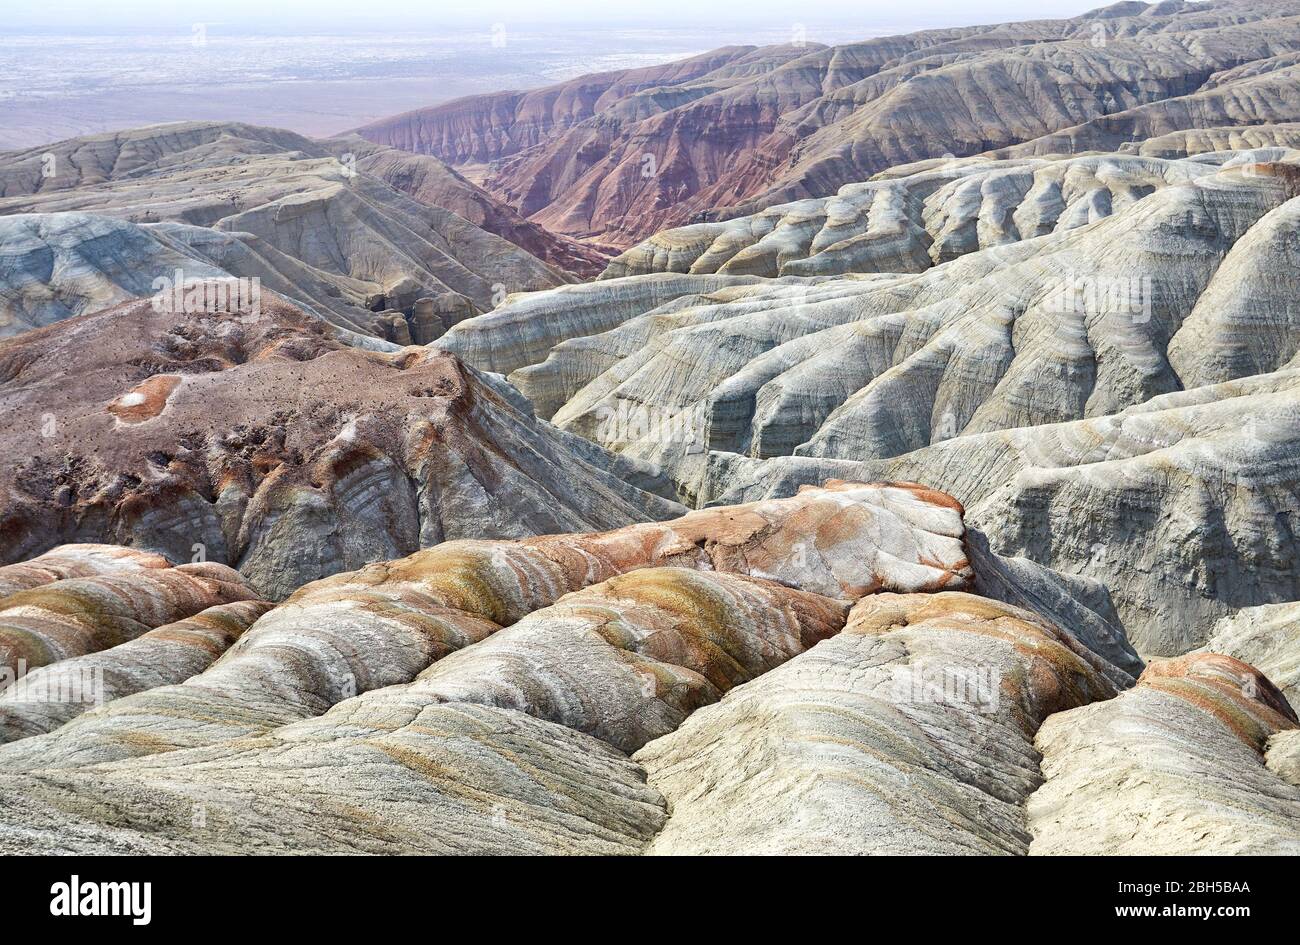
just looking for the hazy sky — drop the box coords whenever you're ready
[5,1,1108,31]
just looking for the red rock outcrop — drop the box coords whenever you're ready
[0,290,684,599]
[357,2,1300,247]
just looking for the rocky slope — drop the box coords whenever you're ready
[638,591,1120,855]
[0,291,683,599]
[0,599,270,743]
[5,2,1300,859]
[1201,602,1300,705]
[0,479,1164,854]
[0,121,579,340]
[324,135,611,278]
[0,557,257,687]
[0,480,1286,855]
[0,480,972,772]
[437,148,1300,658]
[0,544,172,597]
[1029,653,1300,854]
[5,479,1293,855]
[358,1,1300,247]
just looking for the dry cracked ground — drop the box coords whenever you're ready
[2,0,1300,854]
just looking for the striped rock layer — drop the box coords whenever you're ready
[635,591,1119,855]
[0,480,969,773]
[1200,601,1300,707]
[0,481,963,853]
[0,558,257,688]
[0,568,847,853]
[340,568,851,756]
[357,2,1300,247]
[0,501,1290,855]
[0,600,270,744]
[1029,652,1300,855]
[0,122,577,340]
[0,544,170,598]
[452,147,1300,660]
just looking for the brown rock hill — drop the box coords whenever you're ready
[0,290,682,599]
[323,135,612,278]
[356,0,1300,248]
[0,121,601,343]
[0,120,596,280]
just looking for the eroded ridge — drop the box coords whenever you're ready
[633,591,1120,855]
[0,558,257,688]
[0,544,171,598]
[0,480,968,772]
[0,600,270,744]
[0,568,846,853]
[331,567,850,755]
[1029,652,1300,855]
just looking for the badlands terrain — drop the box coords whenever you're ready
[1,0,1300,855]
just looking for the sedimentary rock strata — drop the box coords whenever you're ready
[0,480,996,854]
[0,121,577,339]
[0,293,683,598]
[0,475,1286,856]
[0,701,668,855]
[5,2,1300,861]
[365,568,850,754]
[1201,602,1300,706]
[447,153,1300,484]
[0,569,852,853]
[1269,728,1300,786]
[440,149,1300,657]
[0,544,170,598]
[602,151,1219,279]
[436,272,769,380]
[1029,653,1300,854]
[964,529,1143,687]
[707,360,1300,658]
[360,1,1300,246]
[0,599,269,743]
[0,480,969,773]
[326,135,612,278]
[635,591,1120,855]
[1124,123,1300,158]
[0,558,256,686]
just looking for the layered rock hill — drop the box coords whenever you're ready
[0,122,579,340]
[357,0,1300,247]
[0,479,1204,855]
[0,212,383,346]
[0,481,973,774]
[638,591,1121,855]
[0,599,270,744]
[0,544,172,597]
[0,556,257,688]
[437,147,1300,658]
[0,290,683,599]
[1200,602,1300,705]
[323,135,611,278]
[6,2,1300,859]
[1029,653,1300,854]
